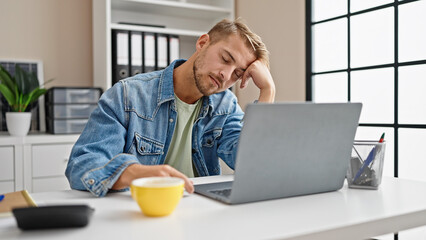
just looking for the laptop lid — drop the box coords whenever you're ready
[224,102,362,204]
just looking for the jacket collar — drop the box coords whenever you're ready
[157,59,184,105]
[200,96,214,118]
[158,59,215,115]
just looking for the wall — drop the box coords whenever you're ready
[235,0,306,109]
[0,0,92,87]
[0,0,305,98]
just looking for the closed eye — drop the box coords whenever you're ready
[234,69,243,79]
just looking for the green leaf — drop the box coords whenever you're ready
[40,78,54,87]
[14,85,19,105]
[0,65,46,112]
[0,83,16,107]
[28,71,39,92]
[19,94,24,112]
[22,93,31,107]
[0,65,13,81]
[28,88,47,104]
[20,88,47,112]
[15,65,30,95]
[0,66,16,92]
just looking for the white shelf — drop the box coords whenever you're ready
[110,23,204,37]
[111,0,231,20]
[92,0,234,91]
[0,132,80,145]
[0,133,79,193]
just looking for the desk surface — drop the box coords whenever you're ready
[1,176,426,240]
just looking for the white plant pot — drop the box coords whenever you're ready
[6,112,32,137]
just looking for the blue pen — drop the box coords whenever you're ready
[0,194,4,202]
[352,133,385,183]
[352,146,376,183]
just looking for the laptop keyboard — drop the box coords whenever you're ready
[209,188,232,198]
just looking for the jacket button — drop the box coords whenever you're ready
[207,139,212,144]
[140,146,145,151]
[169,118,174,123]
[88,179,95,185]
[192,148,197,154]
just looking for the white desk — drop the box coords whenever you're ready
[1,176,426,240]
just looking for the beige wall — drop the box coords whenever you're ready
[0,0,305,97]
[0,0,92,87]
[235,0,306,110]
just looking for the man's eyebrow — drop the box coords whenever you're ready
[224,49,235,63]
[224,49,247,71]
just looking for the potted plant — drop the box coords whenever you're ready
[0,65,48,136]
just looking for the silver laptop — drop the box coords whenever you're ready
[195,102,362,204]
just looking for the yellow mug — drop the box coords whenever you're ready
[130,177,184,217]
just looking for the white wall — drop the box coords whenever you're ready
[235,0,306,109]
[0,0,306,99]
[0,0,93,87]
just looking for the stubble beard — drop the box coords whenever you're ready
[193,54,215,97]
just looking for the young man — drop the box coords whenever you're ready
[65,18,275,197]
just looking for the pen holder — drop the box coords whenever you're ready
[346,141,386,190]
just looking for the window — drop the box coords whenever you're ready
[307,0,426,182]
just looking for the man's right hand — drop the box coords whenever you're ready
[240,60,275,103]
[111,164,194,194]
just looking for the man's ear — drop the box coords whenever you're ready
[196,34,210,52]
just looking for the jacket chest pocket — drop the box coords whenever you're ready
[202,129,222,147]
[131,133,164,165]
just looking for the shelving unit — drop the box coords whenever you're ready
[0,133,79,193]
[111,0,232,20]
[92,0,235,91]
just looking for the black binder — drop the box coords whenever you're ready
[130,31,143,76]
[112,30,180,78]
[169,35,180,64]
[156,33,168,70]
[143,32,156,73]
[112,30,130,85]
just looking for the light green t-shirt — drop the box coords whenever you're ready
[164,94,202,177]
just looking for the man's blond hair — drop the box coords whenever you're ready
[207,18,270,69]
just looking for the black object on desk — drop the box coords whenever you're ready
[12,205,94,230]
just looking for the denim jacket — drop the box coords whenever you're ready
[65,60,244,197]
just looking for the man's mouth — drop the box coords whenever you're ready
[209,75,221,88]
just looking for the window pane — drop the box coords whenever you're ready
[375,226,426,239]
[399,65,426,124]
[350,8,394,68]
[351,68,394,123]
[313,19,348,72]
[398,226,426,239]
[354,126,394,177]
[351,0,393,13]
[313,72,348,102]
[399,0,426,62]
[312,0,347,22]
[370,233,394,240]
[399,128,426,182]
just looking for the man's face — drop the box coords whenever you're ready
[192,34,256,96]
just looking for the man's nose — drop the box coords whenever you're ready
[220,68,233,82]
